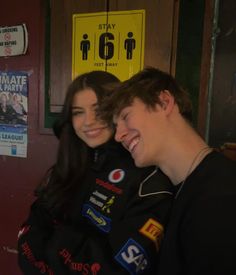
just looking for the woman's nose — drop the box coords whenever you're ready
[84,110,96,125]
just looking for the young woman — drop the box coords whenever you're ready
[17,71,173,275]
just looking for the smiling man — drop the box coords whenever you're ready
[101,67,236,275]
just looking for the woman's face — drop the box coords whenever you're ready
[71,88,113,148]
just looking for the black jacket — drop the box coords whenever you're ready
[158,152,236,275]
[18,140,173,275]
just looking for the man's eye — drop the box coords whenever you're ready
[122,113,129,121]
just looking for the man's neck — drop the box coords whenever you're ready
[158,123,211,185]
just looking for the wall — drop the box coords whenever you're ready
[175,0,205,125]
[0,1,58,274]
[0,0,216,274]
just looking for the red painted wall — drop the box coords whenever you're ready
[0,1,58,274]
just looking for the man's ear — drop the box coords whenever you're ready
[158,90,175,113]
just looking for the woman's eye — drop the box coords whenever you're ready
[72,110,84,116]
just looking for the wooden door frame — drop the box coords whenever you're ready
[197,0,216,139]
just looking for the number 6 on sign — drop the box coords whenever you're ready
[72,10,145,81]
[99,32,114,60]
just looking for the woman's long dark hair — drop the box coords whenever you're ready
[37,71,120,216]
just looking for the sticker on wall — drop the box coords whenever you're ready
[72,10,145,81]
[0,71,28,158]
[0,24,28,57]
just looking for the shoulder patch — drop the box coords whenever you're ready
[82,204,111,233]
[108,169,125,183]
[139,218,163,251]
[115,238,150,274]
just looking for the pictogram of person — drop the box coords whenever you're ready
[124,32,136,60]
[80,33,90,60]
[102,196,115,214]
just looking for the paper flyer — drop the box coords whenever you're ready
[0,71,28,157]
[0,24,28,57]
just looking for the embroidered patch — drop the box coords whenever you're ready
[96,178,123,194]
[102,195,115,213]
[82,203,111,233]
[115,238,149,275]
[139,218,163,250]
[108,169,125,183]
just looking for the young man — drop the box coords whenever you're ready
[101,67,236,274]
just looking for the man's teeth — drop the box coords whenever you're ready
[128,137,139,152]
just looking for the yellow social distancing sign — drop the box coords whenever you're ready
[72,10,145,81]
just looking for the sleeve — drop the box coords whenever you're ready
[45,223,121,274]
[17,200,55,275]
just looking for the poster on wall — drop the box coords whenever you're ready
[72,10,145,81]
[0,71,28,158]
[0,24,28,57]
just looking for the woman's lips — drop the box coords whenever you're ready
[84,127,107,138]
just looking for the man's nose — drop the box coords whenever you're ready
[114,122,127,142]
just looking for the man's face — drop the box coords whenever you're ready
[114,98,167,167]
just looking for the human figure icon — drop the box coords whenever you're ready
[102,196,115,213]
[80,33,90,60]
[124,32,136,60]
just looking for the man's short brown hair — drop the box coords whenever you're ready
[99,67,192,125]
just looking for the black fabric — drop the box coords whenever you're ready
[158,151,236,275]
[18,139,173,274]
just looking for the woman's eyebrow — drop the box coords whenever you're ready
[71,103,98,109]
[71,106,83,109]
